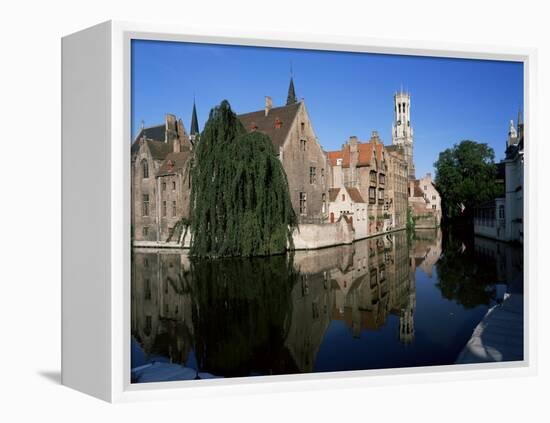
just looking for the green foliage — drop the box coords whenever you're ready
[435,231,498,308]
[190,255,298,376]
[434,140,501,220]
[190,100,296,258]
[406,207,416,233]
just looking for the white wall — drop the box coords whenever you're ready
[1,0,547,422]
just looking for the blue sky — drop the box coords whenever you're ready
[131,40,523,177]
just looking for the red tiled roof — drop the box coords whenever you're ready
[157,151,192,177]
[328,188,341,202]
[346,187,366,203]
[326,139,384,168]
[238,102,301,150]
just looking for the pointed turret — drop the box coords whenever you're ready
[190,100,199,138]
[286,77,297,105]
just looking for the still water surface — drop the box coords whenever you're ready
[131,229,522,383]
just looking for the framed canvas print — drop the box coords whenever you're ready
[61,21,537,402]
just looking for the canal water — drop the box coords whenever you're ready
[131,229,523,383]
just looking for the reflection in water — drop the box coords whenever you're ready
[131,229,522,383]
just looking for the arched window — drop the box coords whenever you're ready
[141,159,149,179]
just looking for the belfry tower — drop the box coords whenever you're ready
[392,90,415,179]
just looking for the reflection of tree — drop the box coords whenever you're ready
[435,233,497,308]
[191,254,299,377]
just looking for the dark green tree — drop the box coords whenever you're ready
[190,100,296,257]
[434,140,501,221]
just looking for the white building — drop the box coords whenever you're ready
[474,115,524,243]
[327,186,368,239]
[418,173,442,218]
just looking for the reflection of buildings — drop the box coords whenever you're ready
[131,250,194,364]
[410,229,442,278]
[473,236,523,289]
[131,231,426,376]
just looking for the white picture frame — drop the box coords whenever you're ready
[61,20,538,403]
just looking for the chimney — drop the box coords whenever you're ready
[265,96,272,116]
[173,138,180,153]
[165,114,177,143]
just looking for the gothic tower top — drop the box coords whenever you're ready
[392,90,415,179]
[286,77,297,105]
[190,99,199,138]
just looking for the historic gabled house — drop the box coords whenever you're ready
[407,173,442,228]
[131,113,194,243]
[327,186,368,239]
[326,132,390,236]
[238,79,331,223]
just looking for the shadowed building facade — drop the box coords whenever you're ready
[131,112,195,243]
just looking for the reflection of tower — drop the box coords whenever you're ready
[399,276,416,344]
[392,90,415,179]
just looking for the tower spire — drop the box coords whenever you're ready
[190,97,199,137]
[286,71,297,105]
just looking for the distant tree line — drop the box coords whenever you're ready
[434,140,502,224]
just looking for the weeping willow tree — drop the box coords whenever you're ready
[190,100,296,257]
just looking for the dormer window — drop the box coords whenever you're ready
[250,122,258,131]
[167,160,174,171]
[274,118,282,129]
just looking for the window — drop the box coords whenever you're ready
[378,189,384,200]
[432,195,436,200]
[424,185,427,190]
[309,167,316,184]
[299,192,307,215]
[300,139,307,151]
[162,182,166,191]
[370,171,377,183]
[145,316,152,336]
[142,226,149,237]
[162,201,167,217]
[142,194,150,216]
[499,205,505,219]
[321,168,325,181]
[172,181,176,191]
[432,205,436,210]
[145,279,151,300]
[141,159,149,179]
[301,122,305,132]
[342,194,345,202]
[144,258,149,267]
[369,187,376,202]
[379,173,385,184]
[172,200,177,217]
[322,193,326,214]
